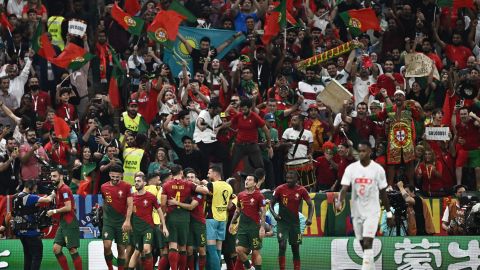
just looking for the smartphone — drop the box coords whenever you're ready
[455,100,464,108]
[148,47,153,53]
[14,147,18,152]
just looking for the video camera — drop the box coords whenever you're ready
[387,190,407,217]
[459,194,480,235]
[84,204,103,237]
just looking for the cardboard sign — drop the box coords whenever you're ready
[404,53,440,80]
[68,19,87,37]
[317,79,352,113]
[425,126,450,141]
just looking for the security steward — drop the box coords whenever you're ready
[13,180,55,270]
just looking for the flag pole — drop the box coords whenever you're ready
[59,72,74,85]
[7,28,16,53]
[284,27,287,50]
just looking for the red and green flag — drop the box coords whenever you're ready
[111,3,144,36]
[262,0,287,44]
[147,10,185,47]
[53,116,71,139]
[108,46,124,109]
[124,0,141,16]
[339,8,380,36]
[32,23,57,61]
[51,42,94,70]
[0,12,13,32]
[168,0,197,23]
[437,0,473,8]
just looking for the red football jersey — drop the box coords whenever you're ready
[191,193,206,224]
[237,190,266,224]
[133,192,160,228]
[101,181,133,223]
[162,178,196,214]
[56,183,76,224]
[273,184,310,221]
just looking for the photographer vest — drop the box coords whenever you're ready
[12,193,39,235]
[123,147,144,185]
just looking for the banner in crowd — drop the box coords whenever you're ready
[0,237,478,269]
[425,126,450,141]
[163,26,245,77]
[404,53,440,80]
[1,192,479,238]
[295,41,357,70]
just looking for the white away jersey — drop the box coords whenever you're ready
[340,160,387,218]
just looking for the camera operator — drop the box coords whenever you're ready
[442,184,467,235]
[13,180,55,270]
[397,181,435,236]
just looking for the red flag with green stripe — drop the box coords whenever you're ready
[32,23,57,61]
[147,10,185,47]
[339,8,380,36]
[108,46,124,109]
[437,0,473,8]
[124,0,141,16]
[0,12,13,32]
[111,3,144,36]
[262,0,288,44]
[51,42,94,70]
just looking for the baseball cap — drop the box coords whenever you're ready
[129,99,138,105]
[264,113,275,122]
[370,100,382,108]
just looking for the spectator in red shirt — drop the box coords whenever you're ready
[351,102,376,143]
[314,141,337,191]
[44,130,71,167]
[433,30,473,70]
[21,0,47,23]
[416,148,445,196]
[453,107,480,187]
[230,97,272,173]
[28,76,51,119]
[376,60,405,97]
[55,87,77,129]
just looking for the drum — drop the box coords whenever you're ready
[285,158,316,188]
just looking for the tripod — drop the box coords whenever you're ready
[388,210,408,236]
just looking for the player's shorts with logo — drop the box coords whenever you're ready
[54,218,80,249]
[236,216,262,250]
[187,219,206,247]
[102,222,130,245]
[132,227,154,250]
[277,220,302,245]
[352,212,381,239]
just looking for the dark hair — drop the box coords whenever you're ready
[239,97,253,108]
[177,110,190,120]
[285,170,299,179]
[50,166,64,175]
[453,184,467,193]
[184,167,196,176]
[109,164,123,174]
[245,174,258,183]
[200,37,211,44]
[59,87,71,96]
[181,136,193,143]
[254,168,265,179]
[24,180,37,190]
[358,140,372,148]
[357,102,368,108]
[147,172,160,180]
[102,125,113,133]
[170,164,183,176]
[209,165,223,176]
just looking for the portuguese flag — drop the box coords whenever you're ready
[108,46,124,109]
[437,0,473,8]
[53,115,70,139]
[124,0,141,16]
[32,23,57,61]
[51,42,94,70]
[168,0,197,23]
[324,192,353,236]
[262,0,298,44]
[339,8,380,36]
[111,3,144,36]
[147,10,185,47]
[0,12,13,32]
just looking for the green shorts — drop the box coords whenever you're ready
[277,221,302,245]
[166,218,189,246]
[133,227,154,250]
[187,220,206,247]
[236,222,262,250]
[153,225,166,250]
[468,149,480,168]
[54,219,80,249]
[102,224,129,245]
[222,223,237,255]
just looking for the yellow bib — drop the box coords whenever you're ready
[211,181,233,221]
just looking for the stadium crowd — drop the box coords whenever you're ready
[0,0,480,269]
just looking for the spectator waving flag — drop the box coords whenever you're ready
[51,42,94,70]
[339,8,380,36]
[163,26,245,78]
[168,0,197,23]
[111,3,144,36]
[147,10,186,47]
[437,0,473,8]
[53,115,71,139]
[32,23,57,61]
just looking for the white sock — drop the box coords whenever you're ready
[362,249,374,270]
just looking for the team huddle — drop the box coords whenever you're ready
[46,141,389,270]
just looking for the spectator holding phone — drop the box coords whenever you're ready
[19,129,49,181]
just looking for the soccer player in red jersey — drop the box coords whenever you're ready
[161,165,209,270]
[270,171,314,270]
[168,168,207,270]
[47,168,83,270]
[127,174,168,270]
[100,165,133,270]
[229,174,267,270]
